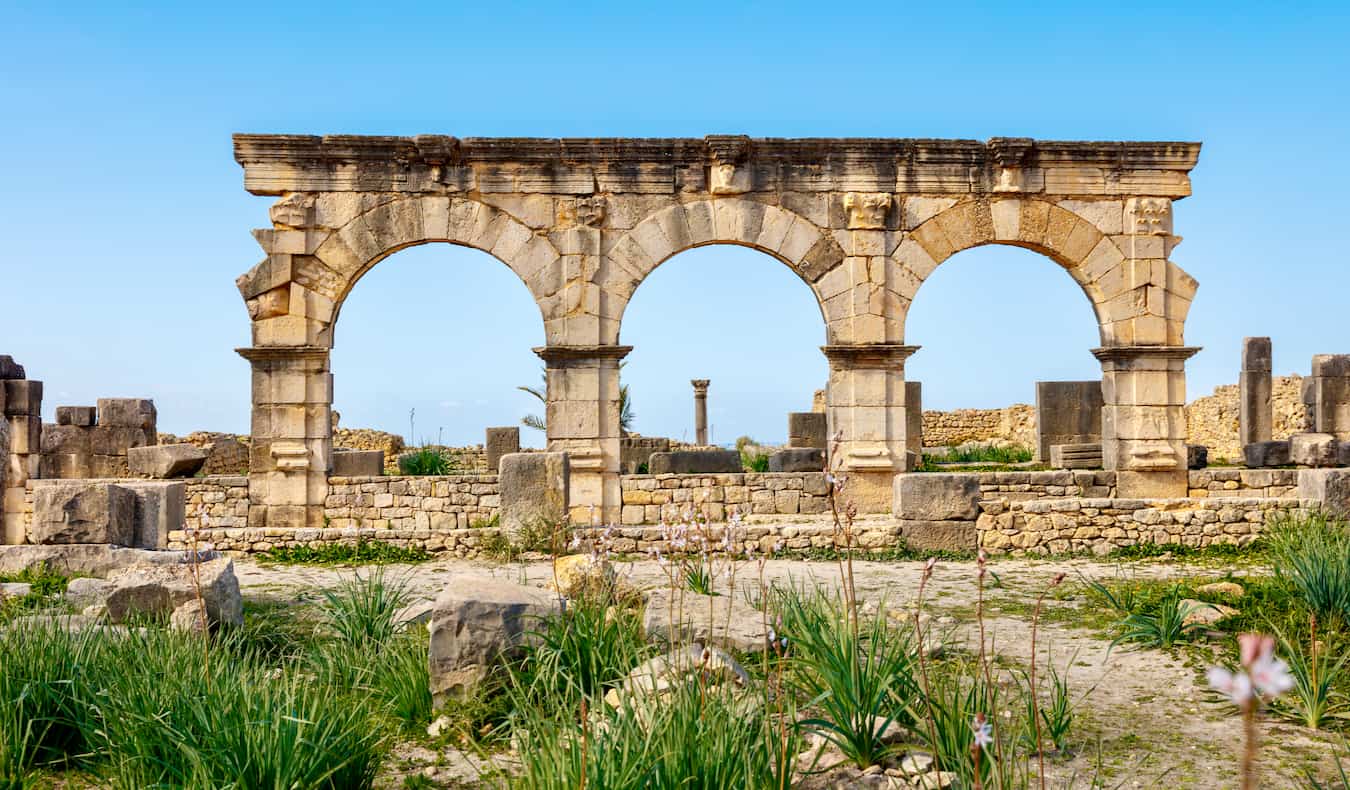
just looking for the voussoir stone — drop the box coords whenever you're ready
[127,443,207,478]
[428,574,561,702]
[30,482,136,545]
[105,557,243,627]
[893,473,981,521]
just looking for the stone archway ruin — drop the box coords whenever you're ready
[234,135,1202,530]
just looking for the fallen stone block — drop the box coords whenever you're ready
[648,450,742,474]
[893,473,980,521]
[1187,444,1209,470]
[428,574,561,701]
[64,577,113,608]
[331,449,384,477]
[30,482,135,545]
[1050,443,1103,470]
[56,406,96,427]
[118,481,185,550]
[127,443,207,478]
[0,544,217,577]
[498,452,569,533]
[897,519,978,552]
[1290,433,1339,468]
[606,644,748,708]
[643,588,768,654]
[1,582,32,598]
[768,448,825,473]
[1244,440,1290,468]
[105,557,243,627]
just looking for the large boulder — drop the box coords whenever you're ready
[30,482,135,545]
[1290,433,1340,468]
[893,473,980,521]
[643,588,769,654]
[105,557,243,627]
[127,444,207,478]
[428,575,561,701]
[499,452,569,533]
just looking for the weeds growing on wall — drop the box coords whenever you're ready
[398,446,459,475]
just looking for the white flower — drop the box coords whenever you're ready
[1207,666,1254,706]
[1249,654,1294,698]
[971,714,993,749]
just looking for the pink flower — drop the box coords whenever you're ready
[1249,653,1294,698]
[1238,633,1274,668]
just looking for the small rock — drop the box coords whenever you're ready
[1195,581,1244,598]
[899,753,935,775]
[916,771,957,789]
[427,715,453,738]
[65,577,113,608]
[862,764,883,775]
[0,582,32,598]
[1180,598,1238,627]
[608,643,749,709]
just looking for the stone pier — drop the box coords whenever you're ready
[1240,337,1273,446]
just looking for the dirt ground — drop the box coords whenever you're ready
[235,548,1345,789]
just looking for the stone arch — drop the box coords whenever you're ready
[239,195,561,349]
[899,197,1197,348]
[603,199,842,338]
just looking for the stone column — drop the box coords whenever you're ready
[1239,337,1273,446]
[691,379,710,446]
[1094,345,1200,498]
[237,346,332,531]
[535,344,629,524]
[821,344,919,513]
[905,381,923,464]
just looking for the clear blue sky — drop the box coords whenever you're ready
[2,2,1346,446]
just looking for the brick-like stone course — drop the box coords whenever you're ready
[619,473,831,524]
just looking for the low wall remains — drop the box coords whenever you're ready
[619,473,832,524]
[921,404,1036,448]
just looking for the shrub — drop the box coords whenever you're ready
[1269,618,1350,730]
[741,451,770,473]
[514,589,648,708]
[1111,585,1206,649]
[398,447,457,476]
[1267,511,1350,624]
[320,569,410,649]
[259,539,432,565]
[776,586,918,769]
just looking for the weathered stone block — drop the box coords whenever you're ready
[768,448,824,473]
[117,481,185,550]
[55,406,97,427]
[893,473,980,520]
[90,425,153,455]
[41,423,90,455]
[1290,433,1339,468]
[331,449,384,477]
[1035,381,1102,462]
[428,574,561,701]
[485,426,521,471]
[128,444,208,478]
[1340,441,1350,468]
[898,519,977,552]
[3,380,42,416]
[1187,445,1209,470]
[1298,469,1350,517]
[787,412,828,449]
[30,482,135,545]
[1244,441,1290,468]
[1240,337,1273,446]
[499,452,569,533]
[0,356,26,380]
[648,450,741,474]
[96,398,156,430]
[1050,443,1103,470]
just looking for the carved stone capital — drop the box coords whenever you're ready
[690,379,710,395]
[236,346,331,365]
[533,345,633,367]
[821,344,920,369]
[1091,345,1201,363]
[269,194,316,229]
[1125,197,1173,236]
[843,192,892,229]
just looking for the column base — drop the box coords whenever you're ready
[838,470,895,514]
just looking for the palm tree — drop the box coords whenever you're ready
[518,365,634,433]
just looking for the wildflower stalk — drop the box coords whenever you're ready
[1028,573,1065,790]
[914,558,941,770]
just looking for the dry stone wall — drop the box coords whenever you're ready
[1185,376,1309,461]
[619,473,832,525]
[921,405,1036,448]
